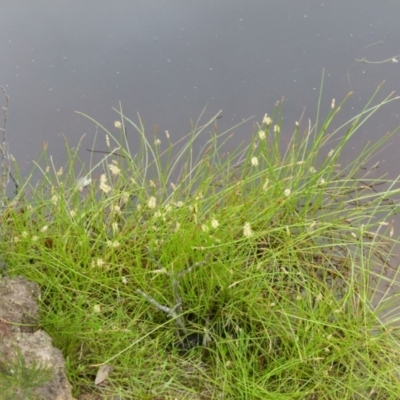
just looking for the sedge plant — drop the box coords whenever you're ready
[1,83,400,399]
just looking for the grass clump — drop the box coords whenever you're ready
[0,347,53,400]
[2,83,400,399]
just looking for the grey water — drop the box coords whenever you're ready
[1,1,400,175]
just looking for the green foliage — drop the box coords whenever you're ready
[2,82,400,398]
[0,348,53,400]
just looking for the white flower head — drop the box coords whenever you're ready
[243,222,254,238]
[97,258,105,267]
[110,204,121,214]
[148,196,157,209]
[263,114,272,125]
[100,174,111,194]
[251,157,259,167]
[211,218,219,229]
[154,210,162,218]
[93,304,101,313]
[108,164,121,176]
[114,121,122,129]
[258,130,266,140]
[318,178,326,186]
[284,188,291,197]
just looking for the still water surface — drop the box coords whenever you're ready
[1,1,400,176]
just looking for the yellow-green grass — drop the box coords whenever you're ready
[2,83,400,399]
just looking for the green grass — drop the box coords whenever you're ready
[2,82,400,399]
[0,347,53,400]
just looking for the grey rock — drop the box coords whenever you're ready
[0,276,75,400]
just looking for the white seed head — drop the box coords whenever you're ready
[107,240,120,248]
[211,218,219,229]
[243,222,253,238]
[93,305,101,313]
[318,178,326,186]
[97,258,105,267]
[251,157,259,167]
[263,114,272,125]
[201,224,209,232]
[148,196,157,209]
[100,174,111,194]
[108,164,121,176]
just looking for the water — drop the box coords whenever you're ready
[1,1,400,176]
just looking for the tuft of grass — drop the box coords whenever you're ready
[0,347,53,400]
[2,82,400,399]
